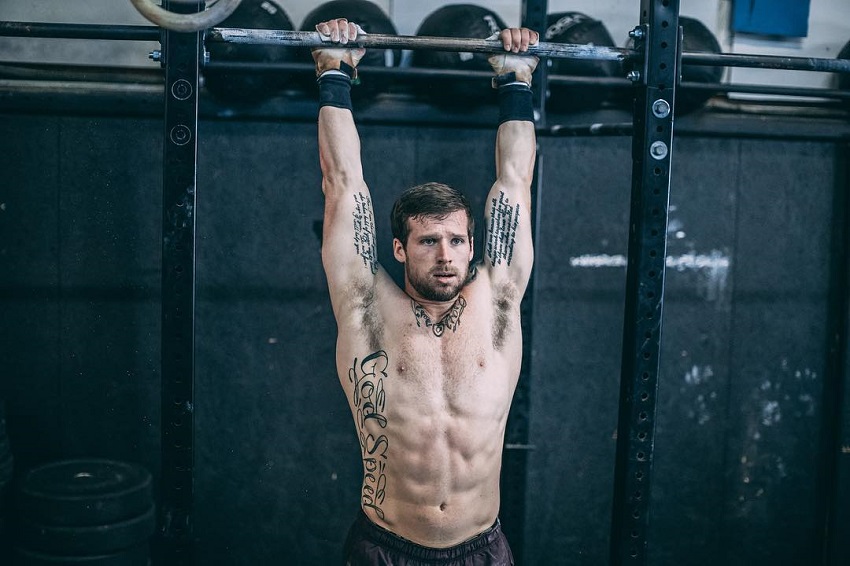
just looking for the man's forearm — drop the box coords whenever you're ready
[495,120,535,191]
[318,105,364,191]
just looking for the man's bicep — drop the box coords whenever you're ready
[321,186,381,299]
[482,181,534,290]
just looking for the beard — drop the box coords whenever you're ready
[406,262,469,302]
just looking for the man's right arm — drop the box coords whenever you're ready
[315,20,379,321]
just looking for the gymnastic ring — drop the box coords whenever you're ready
[128,0,242,33]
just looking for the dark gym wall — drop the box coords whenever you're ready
[0,111,843,565]
[525,135,837,565]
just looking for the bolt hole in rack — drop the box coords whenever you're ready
[1,0,849,565]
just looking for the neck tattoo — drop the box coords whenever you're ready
[411,295,467,337]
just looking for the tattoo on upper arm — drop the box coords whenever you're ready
[486,191,520,267]
[349,350,389,519]
[352,193,378,274]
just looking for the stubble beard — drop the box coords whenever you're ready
[406,262,469,302]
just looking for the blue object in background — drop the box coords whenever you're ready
[733,0,811,37]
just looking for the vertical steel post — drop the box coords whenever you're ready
[500,0,546,562]
[158,1,202,563]
[522,0,548,127]
[497,2,548,562]
[822,143,850,565]
[609,0,680,564]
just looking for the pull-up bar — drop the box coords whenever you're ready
[206,28,631,62]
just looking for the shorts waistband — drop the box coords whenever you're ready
[355,510,503,562]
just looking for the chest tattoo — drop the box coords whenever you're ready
[411,295,467,337]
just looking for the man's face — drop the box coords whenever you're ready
[393,210,474,302]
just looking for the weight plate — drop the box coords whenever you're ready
[18,460,152,526]
[13,542,150,566]
[18,504,155,556]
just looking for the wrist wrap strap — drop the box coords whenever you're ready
[317,72,352,111]
[498,83,534,124]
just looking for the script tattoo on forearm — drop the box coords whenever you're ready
[352,193,378,274]
[486,191,520,267]
[348,350,389,519]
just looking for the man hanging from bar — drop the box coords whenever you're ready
[313,17,538,566]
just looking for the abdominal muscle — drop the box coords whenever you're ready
[373,409,508,547]
[349,340,517,548]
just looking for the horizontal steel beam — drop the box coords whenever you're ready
[0,21,159,41]
[682,51,850,73]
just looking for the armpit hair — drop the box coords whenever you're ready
[492,281,518,351]
[352,281,382,351]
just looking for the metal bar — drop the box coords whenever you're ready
[0,21,159,40]
[3,56,846,101]
[682,51,850,73]
[610,1,679,564]
[823,143,850,565]
[200,60,850,100]
[675,80,850,99]
[158,1,201,564]
[207,28,629,62]
[0,62,164,83]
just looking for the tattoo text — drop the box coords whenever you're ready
[486,191,520,267]
[349,350,389,519]
[353,193,379,274]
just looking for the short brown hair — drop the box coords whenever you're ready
[390,182,474,246]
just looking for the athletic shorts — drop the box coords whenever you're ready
[343,510,515,566]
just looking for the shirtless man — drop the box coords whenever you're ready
[313,18,539,565]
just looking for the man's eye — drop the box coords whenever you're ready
[452,238,465,245]
[422,239,435,245]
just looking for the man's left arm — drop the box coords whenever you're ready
[482,27,539,297]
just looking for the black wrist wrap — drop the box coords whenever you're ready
[497,83,534,124]
[317,73,352,111]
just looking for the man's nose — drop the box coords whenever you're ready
[436,240,452,262]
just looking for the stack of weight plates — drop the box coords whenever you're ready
[14,459,154,566]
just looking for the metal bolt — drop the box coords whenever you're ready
[171,79,193,101]
[650,141,668,160]
[629,27,645,40]
[652,99,671,118]
[149,50,162,62]
[627,70,641,83]
[170,125,192,146]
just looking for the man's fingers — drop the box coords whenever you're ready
[500,28,539,53]
[519,29,538,51]
[315,18,353,44]
[347,21,360,41]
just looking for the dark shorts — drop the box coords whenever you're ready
[343,510,514,566]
